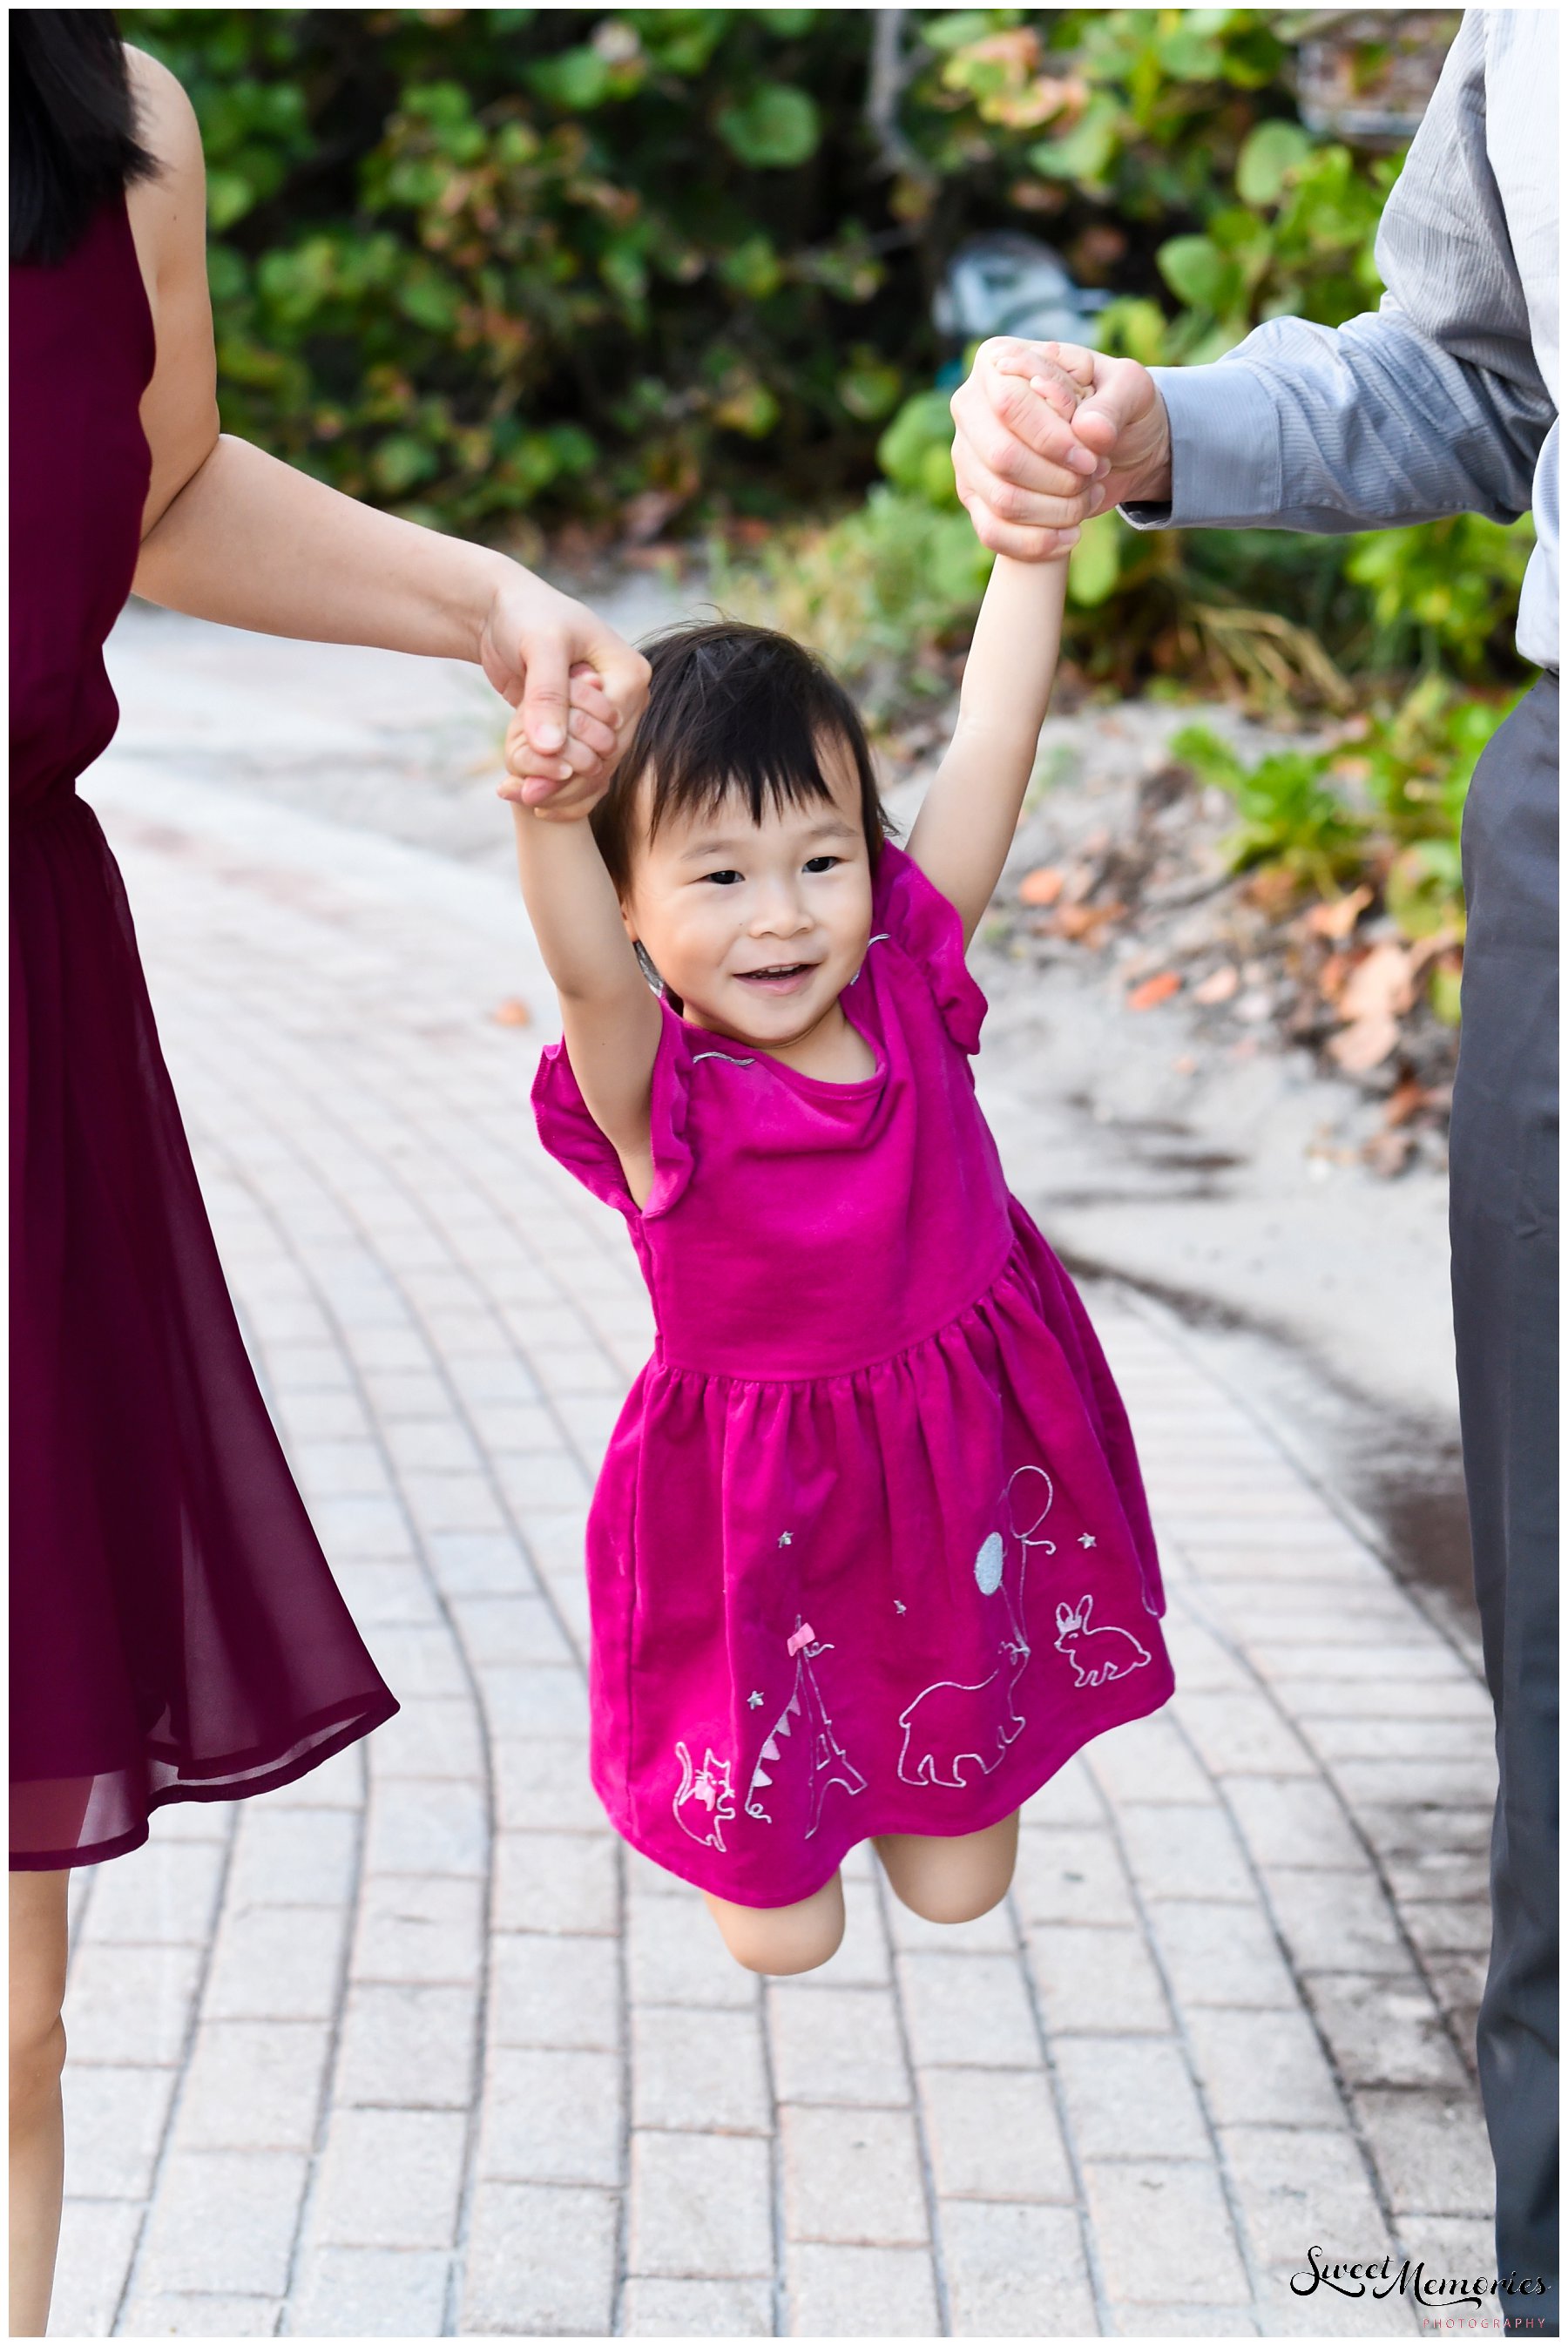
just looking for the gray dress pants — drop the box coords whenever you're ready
[1449,671,1559,2337]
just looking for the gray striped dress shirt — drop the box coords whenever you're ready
[1125,9,1558,674]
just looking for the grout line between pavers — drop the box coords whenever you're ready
[1159,1568,1485,2092]
[1109,1280,1484,1684]
[193,1126,472,2336]
[1151,1687,1436,2333]
[871,1868,954,2340]
[1084,1748,1281,2336]
[611,1839,633,2336]
[1006,1863,1122,2337]
[754,1979,789,2336]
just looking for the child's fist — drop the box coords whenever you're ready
[997,342,1097,560]
[500,662,623,818]
[997,338,1094,406]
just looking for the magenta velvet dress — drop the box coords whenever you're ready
[534,842,1175,1906]
[10,194,397,1871]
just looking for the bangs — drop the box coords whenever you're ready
[645,663,843,847]
[590,619,892,895]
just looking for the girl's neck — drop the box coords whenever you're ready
[686,993,876,1085]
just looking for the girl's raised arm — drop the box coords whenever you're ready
[512,807,664,1203]
[905,357,1086,947]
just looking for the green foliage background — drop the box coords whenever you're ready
[124,5,1532,691]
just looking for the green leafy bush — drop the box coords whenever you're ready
[123,7,1530,695]
[1169,726,1368,891]
[122,12,1440,517]
[1170,678,1520,988]
[710,488,994,721]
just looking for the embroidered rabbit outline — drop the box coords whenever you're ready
[1054,1592,1152,1688]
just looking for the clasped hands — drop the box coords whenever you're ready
[949,336,1172,561]
[481,568,651,823]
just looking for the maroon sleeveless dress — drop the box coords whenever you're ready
[10,194,397,1871]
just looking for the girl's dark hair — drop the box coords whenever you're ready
[590,619,893,896]
[11,12,157,267]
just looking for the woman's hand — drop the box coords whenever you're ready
[503,664,629,818]
[482,571,652,815]
[951,336,1173,560]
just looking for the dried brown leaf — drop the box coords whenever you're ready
[1018,865,1065,908]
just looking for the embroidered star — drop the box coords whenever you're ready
[778,1531,794,1546]
[1078,1532,1098,1549]
[747,1690,765,1709]
[894,1600,907,1614]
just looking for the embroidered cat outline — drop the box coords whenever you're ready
[673,1743,737,1849]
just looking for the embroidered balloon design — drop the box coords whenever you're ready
[899,1466,1055,1788]
[974,1531,1004,1594]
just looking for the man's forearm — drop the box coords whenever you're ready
[1125,304,1547,535]
[1123,10,1552,540]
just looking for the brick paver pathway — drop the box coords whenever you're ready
[51,734,1498,2338]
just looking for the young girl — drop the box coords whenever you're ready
[514,361,1173,1974]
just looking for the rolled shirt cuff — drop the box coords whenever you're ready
[1118,361,1285,531]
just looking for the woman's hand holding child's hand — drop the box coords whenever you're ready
[482,566,651,817]
[501,665,625,818]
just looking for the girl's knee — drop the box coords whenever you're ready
[896,1872,1010,1927]
[706,1879,845,1976]
[877,1813,1020,1926]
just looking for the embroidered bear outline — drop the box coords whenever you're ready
[896,1465,1056,1788]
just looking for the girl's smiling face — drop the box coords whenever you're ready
[619,734,875,1057]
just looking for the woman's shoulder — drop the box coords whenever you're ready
[123,48,206,289]
[124,48,204,184]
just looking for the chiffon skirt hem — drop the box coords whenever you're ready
[10,1687,400,1873]
[10,789,397,1872]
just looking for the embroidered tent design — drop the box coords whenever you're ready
[897,1464,1057,1788]
[747,1619,867,1839]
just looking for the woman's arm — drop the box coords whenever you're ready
[511,808,664,1204]
[905,359,1085,944]
[122,48,645,807]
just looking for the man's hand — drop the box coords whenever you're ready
[479,568,652,815]
[951,337,1173,561]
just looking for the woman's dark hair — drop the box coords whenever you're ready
[590,619,893,897]
[11,12,157,267]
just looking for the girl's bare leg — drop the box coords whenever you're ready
[875,1811,1020,1923]
[10,1870,71,2338]
[704,1872,846,1975]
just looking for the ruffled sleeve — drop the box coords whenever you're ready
[870,842,989,1056]
[531,995,695,1220]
